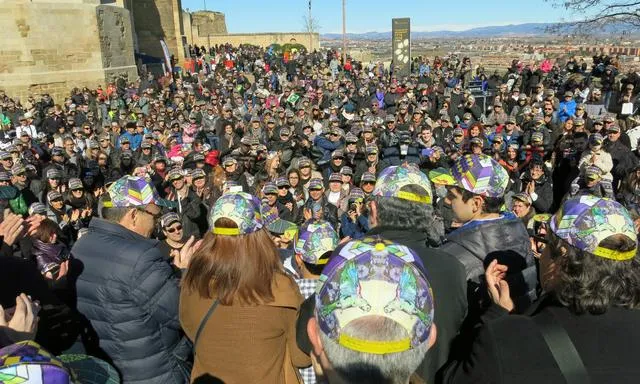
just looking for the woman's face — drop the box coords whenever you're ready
[224,125,233,134]
[193,177,205,188]
[288,172,299,187]
[49,178,60,188]
[507,148,517,159]
[470,126,480,137]
[512,201,530,218]
[163,223,183,242]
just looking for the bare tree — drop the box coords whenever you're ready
[545,0,640,34]
[302,15,321,33]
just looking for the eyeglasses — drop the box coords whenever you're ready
[165,225,183,233]
[136,207,161,221]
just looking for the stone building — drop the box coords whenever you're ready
[0,0,138,101]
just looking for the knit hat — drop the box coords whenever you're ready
[160,212,181,228]
[550,196,637,261]
[68,178,83,190]
[439,154,509,198]
[102,175,171,208]
[315,237,433,354]
[209,192,263,236]
[373,165,432,204]
[295,220,339,265]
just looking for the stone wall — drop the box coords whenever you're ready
[194,32,320,51]
[127,0,187,61]
[0,0,137,102]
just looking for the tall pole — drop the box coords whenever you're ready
[342,0,346,64]
[203,0,207,11]
[308,0,313,52]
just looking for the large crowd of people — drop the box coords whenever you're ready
[1,43,640,383]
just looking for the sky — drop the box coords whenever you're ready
[181,0,573,34]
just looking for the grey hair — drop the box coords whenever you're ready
[320,316,429,384]
[372,193,445,246]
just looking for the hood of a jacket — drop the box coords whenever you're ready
[446,212,531,265]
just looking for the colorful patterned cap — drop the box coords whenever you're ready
[308,178,324,190]
[373,165,432,204]
[160,212,181,228]
[550,195,638,261]
[209,192,263,235]
[263,182,278,195]
[295,220,339,265]
[0,341,73,382]
[47,190,62,203]
[440,154,509,198]
[29,202,47,215]
[315,237,433,355]
[102,175,171,208]
[329,173,343,183]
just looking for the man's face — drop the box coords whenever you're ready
[608,130,620,142]
[64,141,74,152]
[446,187,477,223]
[133,204,161,238]
[512,201,530,218]
[361,181,375,193]
[328,181,342,192]
[266,193,277,205]
[164,222,183,242]
[531,165,544,180]
[309,189,323,201]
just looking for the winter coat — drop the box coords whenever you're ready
[442,296,640,384]
[73,218,191,383]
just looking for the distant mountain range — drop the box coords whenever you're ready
[320,22,631,39]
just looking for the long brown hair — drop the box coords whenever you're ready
[183,217,283,305]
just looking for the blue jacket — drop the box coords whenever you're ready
[340,213,369,239]
[313,135,344,165]
[72,218,190,383]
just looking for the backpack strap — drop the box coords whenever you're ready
[193,299,219,355]
[533,310,590,384]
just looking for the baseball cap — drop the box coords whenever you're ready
[512,192,532,206]
[47,190,62,203]
[550,196,637,261]
[28,202,47,215]
[469,137,483,146]
[439,154,509,198]
[308,178,324,190]
[262,182,278,195]
[120,136,130,144]
[590,133,604,146]
[160,212,181,228]
[531,131,544,143]
[584,165,603,180]
[68,178,83,190]
[331,149,344,159]
[46,168,63,179]
[328,173,343,183]
[10,163,25,175]
[167,168,184,181]
[373,165,432,204]
[453,127,464,136]
[294,220,338,265]
[607,125,620,133]
[102,175,172,208]
[276,176,290,188]
[365,144,378,155]
[209,192,264,236]
[51,147,64,157]
[191,168,206,179]
[298,157,312,168]
[340,166,353,176]
[222,157,237,167]
[361,172,377,183]
[315,237,433,354]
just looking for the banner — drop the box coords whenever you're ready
[159,40,172,75]
[392,18,411,77]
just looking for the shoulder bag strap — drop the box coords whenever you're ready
[193,299,219,354]
[533,310,591,384]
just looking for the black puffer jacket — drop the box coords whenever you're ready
[72,218,190,383]
[440,212,537,313]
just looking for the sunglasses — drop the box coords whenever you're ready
[278,185,289,189]
[166,225,183,233]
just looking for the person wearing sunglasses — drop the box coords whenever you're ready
[159,212,185,260]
